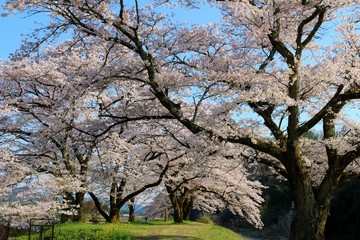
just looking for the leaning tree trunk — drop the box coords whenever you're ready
[88,191,117,223]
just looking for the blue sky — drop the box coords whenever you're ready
[0,2,358,131]
[0,8,52,58]
[0,1,221,59]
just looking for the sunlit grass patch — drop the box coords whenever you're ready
[11,220,245,240]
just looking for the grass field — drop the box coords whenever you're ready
[10,220,245,240]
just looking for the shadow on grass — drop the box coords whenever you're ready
[134,235,200,240]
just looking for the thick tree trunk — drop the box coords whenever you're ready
[166,185,195,223]
[173,202,184,223]
[183,196,194,221]
[109,206,120,223]
[128,206,135,222]
[288,171,333,240]
[128,198,135,222]
[167,189,184,223]
[0,221,10,240]
[289,191,330,240]
[74,192,86,221]
[108,180,121,223]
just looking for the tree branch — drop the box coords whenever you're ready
[296,6,325,53]
[248,102,285,142]
[89,191,110,221]
[117,162,170,207]
[298,84,344,136]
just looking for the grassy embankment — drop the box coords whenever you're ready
[11,220,246,240]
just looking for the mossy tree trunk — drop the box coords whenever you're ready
[166,185,195,223]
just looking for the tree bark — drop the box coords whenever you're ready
[173,202,184,223]
[183,196,195,221]
[89,184,121,223]
[288,99,349,240]
[289,182,319,239]
[168,189,184,223]
[74,192,86,222]
[109,206,120,223]
[289,182,332,240]
[166,184,195,223]
[287,160,338,240]
[128,198,135,222]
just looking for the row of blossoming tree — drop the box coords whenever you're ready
[1,1,360,239]
[0,40,263,225]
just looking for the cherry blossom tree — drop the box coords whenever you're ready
[0,48,103,221]
[2,1,360,239]
[0,44,173,223]
[0,145,76,226]
[157,128,264,226]
[118,123,264,226]
[86,130,171,223]
[164,158,264,227]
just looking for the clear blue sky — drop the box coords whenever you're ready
[0,11,41,58]
[0,2,358,130]
[0,1,221,59]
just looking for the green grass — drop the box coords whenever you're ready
[10,220,245,240]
